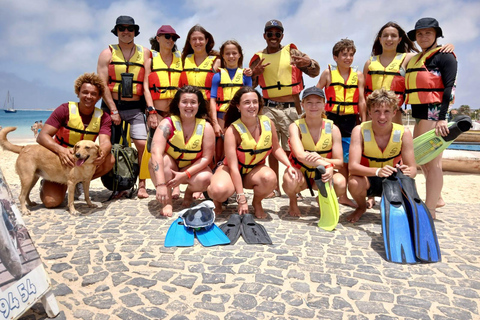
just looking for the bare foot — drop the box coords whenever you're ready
[366,197,376,209]
[193,191,205,200]
[252,198,267,219]
[339,195,358,208]
[172,186,181,200]
[213,201,224,216]
[160,204,173,217]
[137,186,149,199]
[288,204,301,217]
[436,198,445,208]
[428,208,436,220]
[346,207,366,223]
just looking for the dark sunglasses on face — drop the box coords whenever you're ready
[117,25,135,32]
[163,34,179,41]
[266,32,282,38]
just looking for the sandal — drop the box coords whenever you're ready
[265,189,281,199]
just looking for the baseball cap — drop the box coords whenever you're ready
[264,19,284,32]
[302,86,325,100]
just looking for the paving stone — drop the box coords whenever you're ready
[316,284,341,295]
[193,285,212,295]
[224,311,257,320]
[287,269,305,280]
[231,294,257,310]
[112,273,131,286]
[305,294,329,309]
[452,297,478,314]
[192,302,225,312]
[255,274,284,286]
[332,296,354,311]
[116,308,150,320]
[257,301,286,315]
[105,252,121,261]
[73,309,94,320]
[370,291,394,303]
[391,305,432,320]
[119,293,143,307]
[52,283,73,296]
[81,271,109,287]
[397,295,431,309]
[238,265,260,274]
[138,307,168,319]
[240,283,263,294]
[287,307,315,318]
[259,285,282,299]
[202,273,226,284]
[310,272,332,283]
[125,277,157,288]
[188,264,205,273]
[142,290,169,305]
[153,270,176,281]
[452,286,480,299]
[51,263,72,273]
[291,281,310,293]
[171,274,198,289]
[83,292,116,310]
[355,301,388,314]
[95,285,109,292]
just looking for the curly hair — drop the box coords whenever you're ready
[74,73,105,97]
[181,25,219,63]
[371,22,419,56]
[332,38,356,56]
[149,35,178,52]
[224,87,264,128]
[219,40,244,68]
[366,88,399,112]
[168,85,209,120]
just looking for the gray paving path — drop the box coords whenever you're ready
[13,185,480,320]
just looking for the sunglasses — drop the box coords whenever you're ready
[163,34,179,42]
[117,25,135,32]
[266,32,282,38]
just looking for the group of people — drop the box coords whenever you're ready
[34,15,456,223]
[31,121,43,139]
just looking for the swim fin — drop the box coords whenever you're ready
[241,214,272,245]
[164,218,195,247]
[219,214,242,245]
[314,165,340,231]
[413,115,472,165]
[195,223,231,247]
[397,171,441,263]
[381,175,418,264]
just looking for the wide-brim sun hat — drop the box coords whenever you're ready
[111,15,140,37]
[407,17,443,41]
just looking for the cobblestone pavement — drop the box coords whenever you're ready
[13,185,480,320]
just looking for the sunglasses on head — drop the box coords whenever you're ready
[117,25,135,32]
[266,31,282,38]
[163,34,179,41]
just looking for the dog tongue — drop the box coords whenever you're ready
[76,159,86,166]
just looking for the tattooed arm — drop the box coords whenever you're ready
[149,119,172,191]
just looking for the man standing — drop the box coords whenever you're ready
[97,16,153,198]
[37,73,115,208]
[250,19,320,197]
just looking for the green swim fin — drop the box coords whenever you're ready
[413,115,472,165]
[164,218,194,247]
[314,165,339,231]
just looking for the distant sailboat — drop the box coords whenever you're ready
[3,91,17,113]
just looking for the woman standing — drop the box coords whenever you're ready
[207,87,300,219]
[210,40,252,162]
[148,86,214,217]
[139,25,182,198]
[405,18,457,218]
[179,25,220,100]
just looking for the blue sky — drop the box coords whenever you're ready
[0,0,479,110]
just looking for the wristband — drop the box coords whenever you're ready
[185,170,192,179]
[111,110,119,115]
[375,168,381,177]
[325,163,334,169]
[147,106,157,115]
[236,193,247,204]
[156,182,166,187]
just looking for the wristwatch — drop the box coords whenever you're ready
[146,106,157,115]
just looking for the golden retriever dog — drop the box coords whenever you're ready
[0,127,100,215]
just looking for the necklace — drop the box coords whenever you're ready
[246,118,259,135]
[122,45,135,62]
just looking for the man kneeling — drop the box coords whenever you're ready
[347,88,416,223]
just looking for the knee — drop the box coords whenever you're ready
[347,176,363,193]
[260,171,277,188]
[195,172,213,190]
[207,181,231,201]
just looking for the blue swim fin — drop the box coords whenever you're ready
[397,171,441,263]
[381,175,418,264]
[164,218,195,247]
[195,223,230,247]
[314,165,339,231]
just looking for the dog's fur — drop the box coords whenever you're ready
[0,127,100,215]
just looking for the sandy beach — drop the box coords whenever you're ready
[1,137,479,319]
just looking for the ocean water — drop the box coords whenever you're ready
[0,110,52,140]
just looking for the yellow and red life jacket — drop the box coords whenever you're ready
[365,53,406,107]
[360,121,403,168]
[148,51,182,100]
[216,68,244,112]
[108,44,145,95]
[55,102,103,148]
[165,115,205,169]
[325,65,360,115]
[251,44,304,99]
[405,47,446,105]
[181,54,216,100]
[289,119,333,178]
[232,115,272,175]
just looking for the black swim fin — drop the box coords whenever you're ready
[241,214,272,245]
[219,214,242,245]
[381,175,418,264]
[397,171,441,263]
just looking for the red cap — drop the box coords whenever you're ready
[156,25,180,38]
